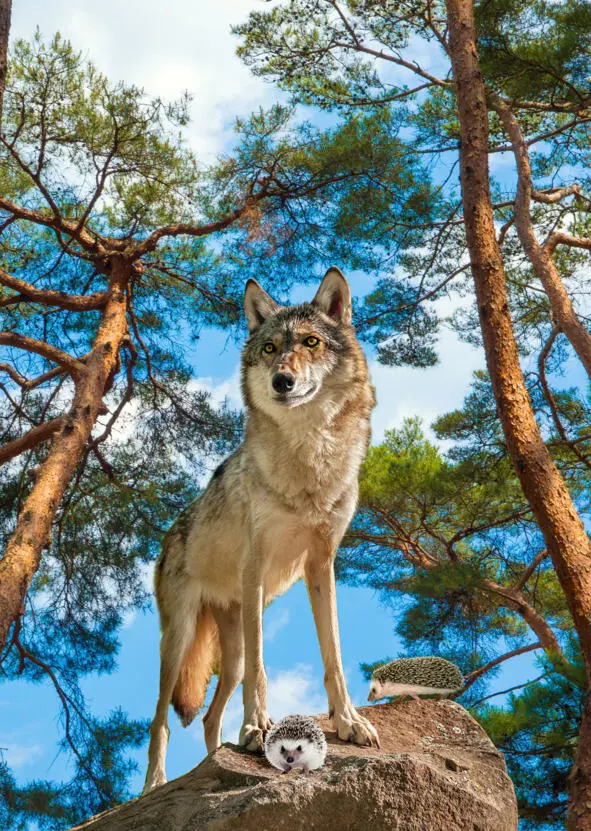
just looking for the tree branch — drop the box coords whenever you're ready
[493,95,591,379]
[538,326,591,471]
[0,332,85,380]
[127,293,209,428]
[490,115,591,154]
[90,341,136,449]
[479,576,564,655]
[470,673,547,707]
[0,415,65,465]
[0,195,107,256]
[0,363,66,391]
[131,192,271,259]
[514,549,549,592]
[14,637,111,799]
[462,642,542,692]
[332,39,451,90]
[545,231,591,254]
[508,96,591,115]
[0,268,108,311]
[532,184,582,205]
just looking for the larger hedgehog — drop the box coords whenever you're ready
[368,657,463,702]
[264,714,327,773]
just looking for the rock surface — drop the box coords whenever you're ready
[72,700,518,830]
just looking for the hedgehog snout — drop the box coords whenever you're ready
[368,683,380,702]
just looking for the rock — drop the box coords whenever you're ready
[72,700,518,831]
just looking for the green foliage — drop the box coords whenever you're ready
[475,0,591,106]
[0,0,589,825]
[235,3,590,826]
[0,32,247,828]
[341,384,591,824]
[474,641,586,828]
[0,30,435,829]
[236,0,591,375]
[4,31,197,232]
[235,0,438,111]
[0,709,147,829]
[210,103,439,285]
[357,280,439,366]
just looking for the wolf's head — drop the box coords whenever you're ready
[242,267,356,414]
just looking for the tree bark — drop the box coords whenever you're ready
[462,642,542,691]
[0,267,109,311]
[0,416,65,465]
[480,578,563,656]
[445,1,591,826]
[0,259,132,653]
[0,0,11,125]
[493,98,591,378]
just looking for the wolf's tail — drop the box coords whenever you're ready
[171,606,219,728]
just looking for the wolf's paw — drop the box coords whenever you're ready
[142,770,167,793]
[239,712,273,752]
[331,706,380,748]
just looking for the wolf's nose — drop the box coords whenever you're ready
[272,372,295,394]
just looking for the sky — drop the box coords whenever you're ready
[0,0,563,804]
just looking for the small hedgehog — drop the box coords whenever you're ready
[264,714,327,773]
[368,657,464,702]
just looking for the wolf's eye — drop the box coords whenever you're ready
[304,336,320,348]
[263,342,276,354]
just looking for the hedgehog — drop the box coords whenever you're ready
[367,657,464,702]
[264,714,327,773]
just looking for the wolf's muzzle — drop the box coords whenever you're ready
[272,372,295,394]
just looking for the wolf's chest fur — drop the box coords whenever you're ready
[244,393,370,523]
[238,399,370,601]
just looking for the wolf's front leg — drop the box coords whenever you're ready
[305,552,380,748]
[239,560,273,751]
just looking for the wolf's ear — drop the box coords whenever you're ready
[244,279,279,333]
[313,267,352,324]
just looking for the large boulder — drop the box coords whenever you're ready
[72,700,518,830]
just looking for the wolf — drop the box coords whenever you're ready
[143,266,379,792]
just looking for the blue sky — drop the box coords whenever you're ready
[0,0,579,803]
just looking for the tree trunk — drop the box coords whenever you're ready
[0,0,11,124]
[493,98,591,378]
[0,259,131,653]
[571,695,591,829]
[445,1,591,826]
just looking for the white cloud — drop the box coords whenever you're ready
[190,370,242,410]
[267,664,326,717]
[10,2,484,451]
[264,608,290,643]
[11,0,279,159]
[1,741,43,769]
[121,609,138,629]
[370,323,483,442]
[213,664,327,744]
